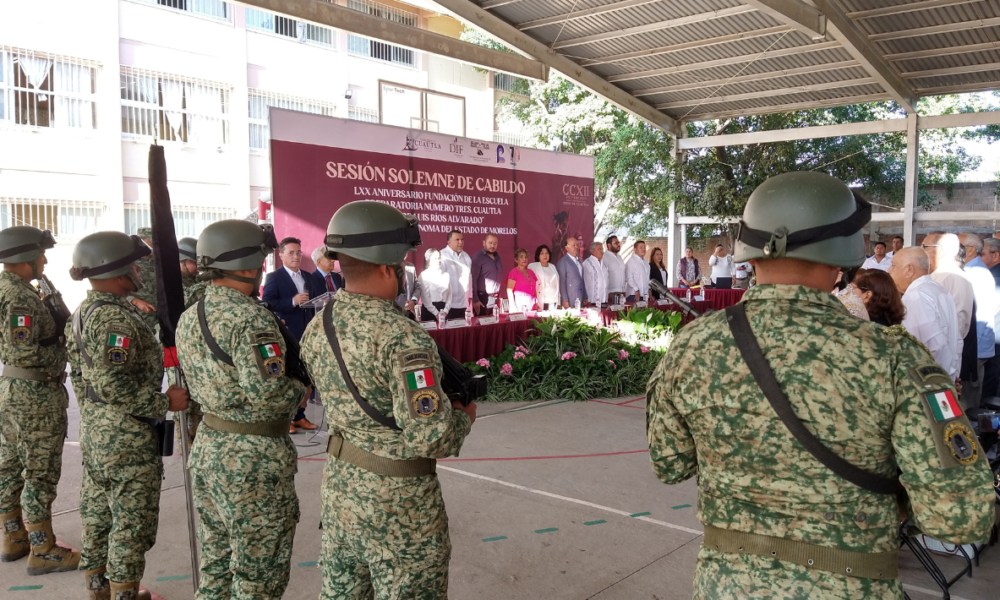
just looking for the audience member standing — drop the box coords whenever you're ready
[890,248,960,379]
[885,235,904,260]
[625,240,650,302]
[924,233,975,381]
[982,237,1000,284]
[733,260,751,289]
[528,245,559,310]
[441,229,471,311]
[602,235,625,303]
[833,267,869,320]
[309,246,344,296]
[861,242,892,271]
[419,248,461,321]
[708,244,733,285]
[470,233,503,316]
[853,269,905,327]
[958,232,997,406]
[676,247,701,288]
[395,260,420,319]
[980,237,1000,396]
[557,237,586,308]
[583,242,607,306]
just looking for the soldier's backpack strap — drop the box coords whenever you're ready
[197,298,234,367]
[725,303,900,495]
[72,301,116,370]
[322,300,401,431]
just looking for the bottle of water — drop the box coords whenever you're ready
[685,288,692,302]
[438,311,446,329]
[493,304,499,320]
[465,307,472,326]
[575,298,581,311]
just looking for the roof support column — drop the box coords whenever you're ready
[903,113,919,245]
[667,133,679,287]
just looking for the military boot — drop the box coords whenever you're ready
[85,566,111,600]
[109,580,151,600]
[1,509,30,562]
[25,519,80,575]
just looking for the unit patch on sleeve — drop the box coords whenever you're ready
[105,324,134,365]
[943,421,978,466]
[249,330,284,378]
[411,389,440,418]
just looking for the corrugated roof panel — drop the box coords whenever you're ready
[673,88,891,120]
[873,26,1000,57]
[848,0,1000,37]
[897,49,1000,76]
[646,69,877,105]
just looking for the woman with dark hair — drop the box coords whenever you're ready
[528,244,559,310]
[853,269,906,327]
[506,247,538,311]
[648,247,668,299]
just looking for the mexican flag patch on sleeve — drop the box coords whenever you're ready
[258,342,282,358]
[927,389,962,421]
[406,368,434,390]
[12,316,30,327]
[108,333,130,349]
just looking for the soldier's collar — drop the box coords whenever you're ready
[86,290,133,307]
[742,284,847,312]
[206,284,257,303]
[337,289,398,311]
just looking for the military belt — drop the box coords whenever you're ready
[84,386,159,428]
[0,365,66,385]
[203,413,290,438]
[703,525,898,580]
[327,434,436,478]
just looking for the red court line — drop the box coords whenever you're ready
[440,449,649,462]
[589,399,644,409]
[617,396,646,405]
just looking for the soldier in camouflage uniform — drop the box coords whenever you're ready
[176,220,307,599]
[179,236,208,309]
[647,172,995,600]
[67,231,190,600]
[0,227,80,574]
[301,201,476,599]
[128,227,159,334]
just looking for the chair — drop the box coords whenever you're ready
[899,520,974,600]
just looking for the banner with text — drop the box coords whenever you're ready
[268,108,595,272]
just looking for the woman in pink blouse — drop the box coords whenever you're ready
[506,248,538,311]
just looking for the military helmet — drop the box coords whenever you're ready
[197,220,277,272]
[734,172,870,267]
[177,237,198,261]
[325,201,421,265]
[0,226,55,264]
[70,232,151,280]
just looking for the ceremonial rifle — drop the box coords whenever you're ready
[649,280,711,319]
[149,144,200,591]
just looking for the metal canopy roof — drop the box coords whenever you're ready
[437,0,1000,130]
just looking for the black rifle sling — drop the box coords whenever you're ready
[322,300,401,431]
[72,301,115,370]
[725,304,899,495]
[198,298,234,367]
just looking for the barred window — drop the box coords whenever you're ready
[120,67,230,145]
[348,106,379,123]
[0,198,107,240]
[494,131,527,147]
[133,0,231,21]
[494,72,529,96]
[0,46,98,129]
[347,0,417,67]
[124,203,237,237]
[245,1,334,46]
[248,89,336,151]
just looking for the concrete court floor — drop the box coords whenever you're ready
[1,392,998,600]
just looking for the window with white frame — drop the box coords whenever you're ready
[494,72,529,96]
[124,203,237,237]
[248,89,336,151]
[0,46,98,129]
[134,0,231,21]
[347,0,417,67]
[245,2,334,46]
[120,67,230,145]
[0,198,107,239]
[348,106,379,123]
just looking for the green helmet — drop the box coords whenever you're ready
[197,220,277,272]
[178,237,198,261]
[734,172,870,267]
[325,201,421,265]
[0,226,55,265]
[70,232,151,281]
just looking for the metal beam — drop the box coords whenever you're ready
[430,0,679,134]
[914,80,1000,95]
[903,114,918,244]
[606,40,842,83]
[902,61,1000,79]
[847,0,979,20]
[813,0,918,113]
[518,0,660,31]
[868,17,1000,42]
[481,0,525,9]
[235,0,546,80]
[921,110,1000,129]
[678,216,736,225]
[580,25,792,68]
[740,0,827,39]
[654,78,877,110]
[886,41,1000,62]
[550,5,758,50]
[679,93,890,121]
[633,61,859,97]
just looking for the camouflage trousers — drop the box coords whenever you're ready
[79,407,163,583]
[191,461,299,600]
[693,547,904,600]
[320,460,452,600]
[0,380,68,523]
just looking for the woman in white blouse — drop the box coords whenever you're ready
[528,244,560,310]
[419,248,460,321]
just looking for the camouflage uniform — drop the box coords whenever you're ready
[0,271,69,524]
[300,291,472,599]
[128,252,159,334]
[176,284,305,599]
[67,290,169,585]
[647,284,995,599]
[182,272,209,309]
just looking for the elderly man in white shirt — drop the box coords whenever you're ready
[624,240,650,302]
[602,235,626,302]
[419,248,461,322]
[890,247,961,379]
[861,241,892,271]
[925,233,974,358]
[583,241,608,306]
[441,229,471,309]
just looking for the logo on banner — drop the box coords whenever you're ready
[497,144,505,163]
[470,140,491,163]
[403,133,442,152]
[449,138,464,156]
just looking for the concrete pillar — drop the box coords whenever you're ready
[666,133,679,286]
[903,113,919,246]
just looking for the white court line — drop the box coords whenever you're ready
[64,441,80,446]
[903,584,973,600]
[478,399,569,419]
[438,464,704,536]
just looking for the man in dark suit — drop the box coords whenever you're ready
[557,236,587,308]
[309,245,344,296]
[262,236,318,433]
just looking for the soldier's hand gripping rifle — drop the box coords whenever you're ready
[36,274,71,346]
[649,280,711,318]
